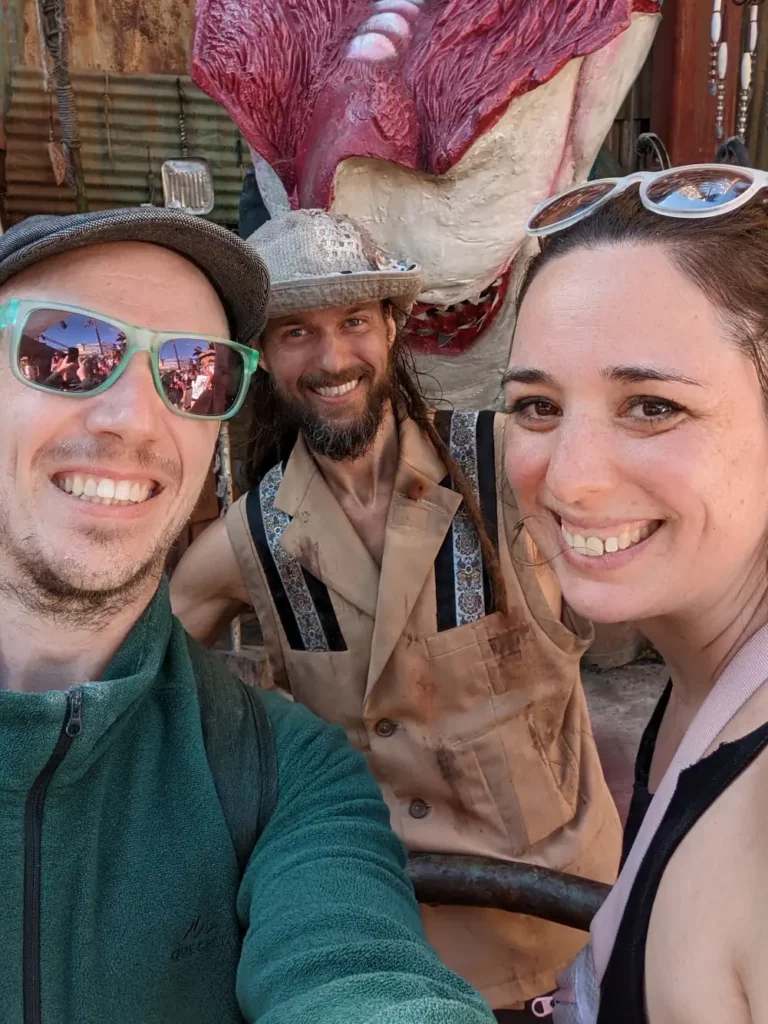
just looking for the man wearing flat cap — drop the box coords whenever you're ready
[0,208,495,1023]
[172,209,622,1021]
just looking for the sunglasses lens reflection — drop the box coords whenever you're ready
[16,309,246,419]
[158,339,245,417]
[646,168,753,212]
[529,181,617,231]
[18,309,126,391]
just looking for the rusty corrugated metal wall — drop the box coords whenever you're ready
[1,0,245,227]
[4,67,251,225]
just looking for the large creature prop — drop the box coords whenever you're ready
[193,0,661,406]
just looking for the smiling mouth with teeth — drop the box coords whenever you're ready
[53,474,157,507]
[312,379,361,399]
[559,519,662,558]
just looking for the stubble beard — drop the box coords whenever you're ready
[0,498,188,631]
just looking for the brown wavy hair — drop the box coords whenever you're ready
[516,186,768,406]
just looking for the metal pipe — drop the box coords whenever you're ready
[407,854,610,933]
[216,423,242,652]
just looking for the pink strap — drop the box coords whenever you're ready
[591,624,768,982]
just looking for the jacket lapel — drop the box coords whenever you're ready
[277,437,380,620]
[365,419,462,693]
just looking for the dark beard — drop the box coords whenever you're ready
[271,362,393,462]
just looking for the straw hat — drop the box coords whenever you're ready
[247,209,423,322]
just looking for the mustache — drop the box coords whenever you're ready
[31,439,183,485]
[297,365,373,391]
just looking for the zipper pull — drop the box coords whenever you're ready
[65,687,83,737]
[531,996,555,1017]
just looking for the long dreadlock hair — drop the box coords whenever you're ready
[242,303,507,614]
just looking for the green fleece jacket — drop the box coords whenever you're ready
[0,582,493,1024]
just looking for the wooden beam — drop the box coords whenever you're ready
[651,0,744,164]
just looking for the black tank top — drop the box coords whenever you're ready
[598,682,768,1023]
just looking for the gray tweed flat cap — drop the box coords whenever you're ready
[0,207,270,345]
[247,209,423,320]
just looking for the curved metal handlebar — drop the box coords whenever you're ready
[407,854,610,933]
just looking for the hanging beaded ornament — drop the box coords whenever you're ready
[710,0,723,96]
[736,3,759,141]
[712,0,764,145]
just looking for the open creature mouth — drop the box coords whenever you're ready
[404,267,512,356]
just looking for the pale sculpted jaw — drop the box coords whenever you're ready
[329,14,660,405]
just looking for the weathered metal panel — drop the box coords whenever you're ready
[0,0,26,147]
[4,67,250,225]
[20,0,195,75]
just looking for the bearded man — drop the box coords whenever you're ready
[171,210,621,1021]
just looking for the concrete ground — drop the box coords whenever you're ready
[583,660,668,822]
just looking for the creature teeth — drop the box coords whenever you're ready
[361,12,412,40]
[348,0,421,61]
[347,33,399,61]
[372,0,422,19]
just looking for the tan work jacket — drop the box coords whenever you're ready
[227,410,621,1008]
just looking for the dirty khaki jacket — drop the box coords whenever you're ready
[227,410,621,1009]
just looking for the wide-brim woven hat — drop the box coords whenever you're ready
[247,209,423,321]
[0,207,271,346]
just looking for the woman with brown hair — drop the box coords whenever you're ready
[503,166,768,1024]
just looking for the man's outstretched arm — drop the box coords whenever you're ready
[170,516,252,645]
[237,691,495,1024]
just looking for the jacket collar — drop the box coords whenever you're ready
[276,416,462,690]
[0,581,176,790]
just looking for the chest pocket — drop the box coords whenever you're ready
[245,464,347,652]
[418,612,580,851]
[432,409,499,631]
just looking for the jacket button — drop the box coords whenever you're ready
[409,798,430,819]
[375,718,397,737]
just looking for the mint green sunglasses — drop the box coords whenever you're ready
[0,299,259,420]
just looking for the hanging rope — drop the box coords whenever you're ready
[37,0,88,211]
[103,71,113,164]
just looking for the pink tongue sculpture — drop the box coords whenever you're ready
[193,0,661,402]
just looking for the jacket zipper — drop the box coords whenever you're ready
[22,687,83,1024]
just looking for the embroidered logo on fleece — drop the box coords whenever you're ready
[170,916,225,963]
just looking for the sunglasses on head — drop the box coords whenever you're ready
[0,299,259,420]
[526,163,768,238]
